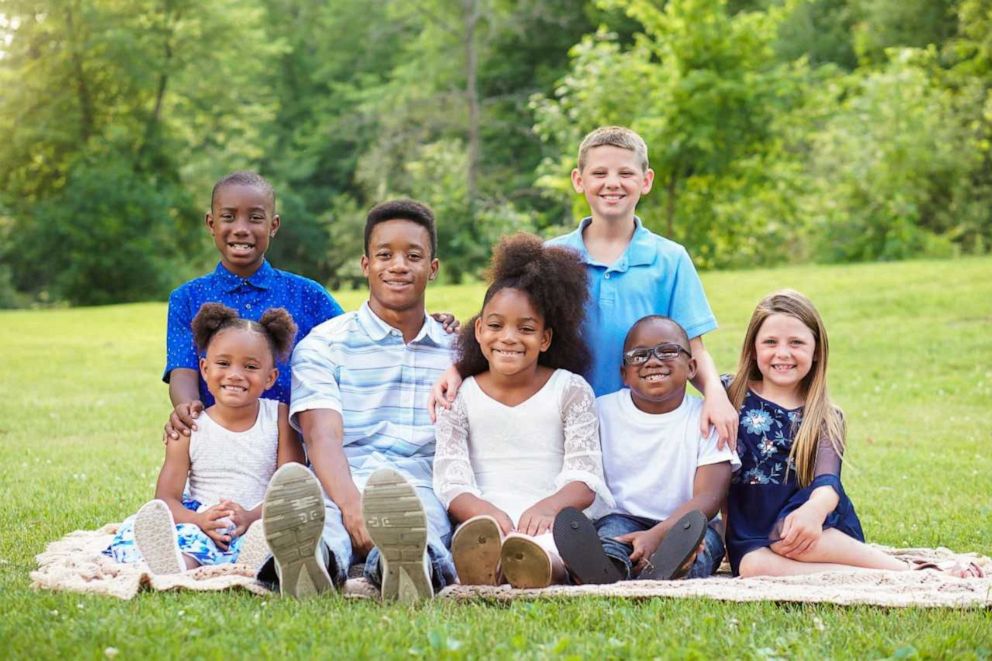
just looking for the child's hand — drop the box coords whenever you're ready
[615,529,664,573]
[428,365,463,423]
[195,505,236,550]
[700,394,739,451]
[218,499,259,537]
[163,400,204,444]
[342,503,374,556]
[430,312,461,334]
[517,503,558,536]
[774,506,824,558]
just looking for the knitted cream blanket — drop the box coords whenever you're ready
[31,524,992,607]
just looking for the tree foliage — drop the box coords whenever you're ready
[0,0,989,305]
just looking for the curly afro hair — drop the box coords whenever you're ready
[191,303,298,363]
[456,233,590,378]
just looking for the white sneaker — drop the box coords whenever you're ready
[133,499,186,575]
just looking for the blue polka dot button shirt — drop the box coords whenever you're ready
[164,260,344,406]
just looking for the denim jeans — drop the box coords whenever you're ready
[595,512,724,580]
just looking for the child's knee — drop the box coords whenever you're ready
[738,550,774,577]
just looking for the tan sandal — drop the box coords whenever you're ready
[451,515,503,586]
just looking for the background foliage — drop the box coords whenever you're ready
[1,0,991,304]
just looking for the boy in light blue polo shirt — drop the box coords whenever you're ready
[546,126,738,446]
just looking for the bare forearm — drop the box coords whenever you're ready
[168,368,200,407]
[689,342,722,396]
[541,482,595,514]
[448,493,502,524]
[804,485,839,519]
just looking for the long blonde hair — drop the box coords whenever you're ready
[726,290,845,487]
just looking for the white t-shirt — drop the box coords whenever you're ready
[597,390,740,522]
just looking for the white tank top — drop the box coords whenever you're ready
[187,398,280,509]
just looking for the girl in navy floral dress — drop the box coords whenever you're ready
[725,290,982,578]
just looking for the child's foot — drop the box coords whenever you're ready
[452,515,502,586]
[637,510,707,581]
[908,558,986,578]
[363,468,433,603]
[552,507,623,584]
[133,499,186,575]
[235,520,270,574]
[500,534,552,589]
[262,462,333,599]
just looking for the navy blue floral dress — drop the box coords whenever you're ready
[726,386,864,575]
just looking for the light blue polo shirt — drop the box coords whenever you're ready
[546,217,717,397]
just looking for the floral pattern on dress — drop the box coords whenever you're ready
[732,399,802,486]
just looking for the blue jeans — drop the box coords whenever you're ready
[595,513,724,580]
[321,484,456,592]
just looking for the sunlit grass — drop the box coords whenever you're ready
[1,257,990,658]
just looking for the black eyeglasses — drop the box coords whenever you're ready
[622,342,692,366]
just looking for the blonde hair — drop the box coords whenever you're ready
[727,289,845,487]
[577,126,649,172]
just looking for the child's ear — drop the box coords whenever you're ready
[474,316,483,344]
[540,328,553,352]
[199,356,208,378]
[265,367,279,390]
[204,212,215,234]
[686,357,698,381]
[570,168,584,193]
[640,167,656,194]
[269,214,281,238]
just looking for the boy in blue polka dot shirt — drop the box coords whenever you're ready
[163,172,345,440]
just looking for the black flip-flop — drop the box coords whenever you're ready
[552,507,623,584]
[637,510,707,581]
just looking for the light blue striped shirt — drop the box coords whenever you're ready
[289,301,455,489]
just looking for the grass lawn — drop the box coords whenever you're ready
[1,257,990,659]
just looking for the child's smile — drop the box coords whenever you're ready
[206,183,279,278]
[475,288,552,379]
[621,318,696,415]
[200,328,277,412]
[753,313,815,399]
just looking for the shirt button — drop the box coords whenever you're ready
[246,303,252,310]
[605,273,611,279]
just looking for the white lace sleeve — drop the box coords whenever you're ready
[554,373,615,508]
[432,395,482,508]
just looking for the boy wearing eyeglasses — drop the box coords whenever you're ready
[553,315,740,583]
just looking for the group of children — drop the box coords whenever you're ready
[105,125,983,596]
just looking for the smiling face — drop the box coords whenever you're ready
[206,183,280,278]
[754,313,816,398]
[621,318,695,414]
[361,218,438,317]
[474,287,552,380]
[199,327,277,410]
[571,145,654,224]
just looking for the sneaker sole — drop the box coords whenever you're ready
[553,507,623,584]
[500,536,552,589]
[262,463,332,599]
[363,468,431,603]
[451,516,502,585]
[134,500,185,575]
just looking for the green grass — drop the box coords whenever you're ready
[1,257,991,659]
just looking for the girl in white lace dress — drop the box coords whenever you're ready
[433,234,613,588]
[105,303,304,573]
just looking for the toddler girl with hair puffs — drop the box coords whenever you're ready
[727,290,983,578]
[433,233,614,589]
[105,303,304,573]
